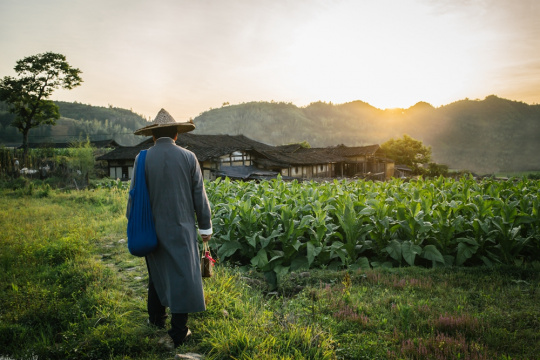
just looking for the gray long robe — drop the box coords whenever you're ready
[127,137,212,313]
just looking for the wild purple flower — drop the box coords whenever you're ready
[432,313,481,335]
[332,304,370,326]
[393,332,493,360]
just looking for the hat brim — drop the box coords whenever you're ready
[133,122,196,136]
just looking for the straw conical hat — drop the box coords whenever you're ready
[134,108,195,136]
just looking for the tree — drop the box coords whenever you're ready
[0,52,82,158]
[426,162,449,177]
[68,138,95,186]
[381,134,432,174]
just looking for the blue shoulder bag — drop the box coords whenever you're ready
[127,150,158,256]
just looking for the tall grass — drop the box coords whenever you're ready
[0,185,336,359]
[0,185,147,359]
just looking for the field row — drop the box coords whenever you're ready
[206,176,540,283]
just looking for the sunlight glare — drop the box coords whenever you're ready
[282,0,485,109]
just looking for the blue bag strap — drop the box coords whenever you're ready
[128,149,148,219]
[135,150,148,188]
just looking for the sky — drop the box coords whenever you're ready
[1,0,539,121]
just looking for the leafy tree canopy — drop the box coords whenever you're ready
[381,134,432,173]
[0,52,82,155]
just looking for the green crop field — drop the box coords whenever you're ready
[0,177,538,359]
[207,176,540,286]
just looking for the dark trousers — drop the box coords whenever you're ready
[146,260,189,346]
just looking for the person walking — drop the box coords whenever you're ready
[127,108,212,348]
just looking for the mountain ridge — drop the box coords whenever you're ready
[1,96,539,173]
[192,95,540,173]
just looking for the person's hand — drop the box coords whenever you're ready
[201,234,211,243]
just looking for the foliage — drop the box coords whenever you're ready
[207,177,540,288]
[426,162,449,177]
[67,138,96,181]
[298,140,311,148]
[381,134,432,174]
[0,185,538,359]
[0,100,149,146]
[93,178,130,191]
[497,171,540,180]
[0,145,103,189]
[53,101,149,146]
[0,52,82,154]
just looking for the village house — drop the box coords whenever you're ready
[97,134,275,180]
[96,134,395,181]
[255,144,394,181]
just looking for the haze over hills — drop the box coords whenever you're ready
[193,95,540,174]
[1,96,539,174]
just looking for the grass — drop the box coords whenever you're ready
[277,266,539,359]
[494,171,540,180]
[0,182,539,359]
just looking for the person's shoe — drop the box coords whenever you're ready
[183,329,192,342]
[173,329,192,348]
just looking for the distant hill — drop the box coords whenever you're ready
[1,96,539,173]
[0,101,150,146]
[193,96,540,174]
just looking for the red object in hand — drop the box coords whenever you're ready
[204,251,216,264]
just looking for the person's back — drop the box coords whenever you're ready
[146,139,202,238]
[144,136,211,314]
[128,109,212,350]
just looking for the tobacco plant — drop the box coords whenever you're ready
[206,176,540,284]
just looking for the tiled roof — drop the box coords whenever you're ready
[97,134,274,161]
[324,144,381,157]
[96,134,387,167]
[255,148,346,166]
[275,144,304,153]
[253,145,383,166]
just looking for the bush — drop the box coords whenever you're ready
[7,176,30,190]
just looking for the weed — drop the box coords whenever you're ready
[391,333,493,360]
[432,313,482,337]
